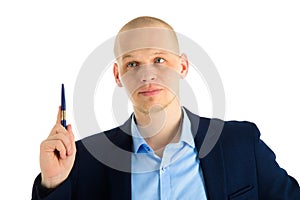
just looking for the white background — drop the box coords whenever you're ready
[0,0,299,199]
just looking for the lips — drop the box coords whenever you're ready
[138,88,163,96]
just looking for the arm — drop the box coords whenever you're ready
[253,124,300,199]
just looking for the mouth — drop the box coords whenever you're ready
[138,88,163,96]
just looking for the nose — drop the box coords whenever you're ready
[140,66,157,83]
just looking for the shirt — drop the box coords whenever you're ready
[131,108,207,200]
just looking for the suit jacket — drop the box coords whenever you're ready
[32,109,300,199]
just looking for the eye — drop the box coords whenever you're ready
[154,57,165,64]
[127,61,138,68]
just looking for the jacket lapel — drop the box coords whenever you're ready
[186,109,227,199]
[106,118,133,200]
[200,142,227,199]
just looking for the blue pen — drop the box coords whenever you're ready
[61,83,67,129]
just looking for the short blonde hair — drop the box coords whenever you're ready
[119,16,174,32]
[114,16,179,58]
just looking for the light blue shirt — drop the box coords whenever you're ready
[131,108,207,200]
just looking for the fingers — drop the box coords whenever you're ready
[50,105,68,136]
[53,107,73,141]
[43,122,75,158]
[56,106,62,125]
[47,133,73,156]
[49,123,66,136]
[67,124,75,141]
[41,139,68,159]
[41,107,76,160]
[51,124,75,145]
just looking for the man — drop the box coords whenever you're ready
[32,16,300,199]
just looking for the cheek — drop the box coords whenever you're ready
[165,61,181,73]
[119,67,127,76]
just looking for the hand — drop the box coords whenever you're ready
[39,107,76,188]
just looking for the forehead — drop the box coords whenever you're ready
[114,27,179,60]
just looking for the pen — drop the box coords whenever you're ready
[61,83,67,129]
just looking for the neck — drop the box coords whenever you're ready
[133,97,183,152]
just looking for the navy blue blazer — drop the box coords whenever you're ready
[32,109,300,199]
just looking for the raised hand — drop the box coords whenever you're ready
[39,107,76,188]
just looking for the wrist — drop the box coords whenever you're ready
[41,173,65,189]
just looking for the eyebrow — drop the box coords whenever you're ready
[121,51,167,60]
[153,51,167,55]
[121,54,133,60]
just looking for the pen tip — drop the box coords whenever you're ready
[61,83,66,110]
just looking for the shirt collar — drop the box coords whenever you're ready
[131,107,195,153]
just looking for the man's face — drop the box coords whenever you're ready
[114,48,188,113]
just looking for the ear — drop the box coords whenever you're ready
[179,53,189,78]
[113,62,123,87]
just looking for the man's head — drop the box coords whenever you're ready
[113,16,188,114]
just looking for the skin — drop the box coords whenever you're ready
[39,17,189,188]
[113,48,188,156]
[40,107,76,188]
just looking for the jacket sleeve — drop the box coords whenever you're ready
[253,123,300,199]
[31,174,72,200]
